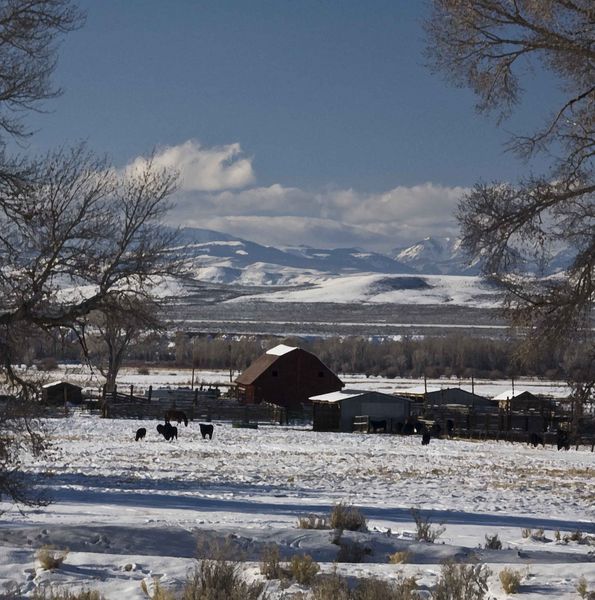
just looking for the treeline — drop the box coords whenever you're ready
[26,328,574,381]
[152,333,570,381]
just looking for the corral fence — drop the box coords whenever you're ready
[96,385,278,424]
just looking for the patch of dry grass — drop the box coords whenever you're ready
[36,546,69,570]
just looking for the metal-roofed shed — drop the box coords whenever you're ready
[310,389,411,433]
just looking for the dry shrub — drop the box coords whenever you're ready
[499,568,522,594]
[312,569,351,600]
[140,578,175,600]
[137,366,150,375]
[530,528,547,542]
[577,576,588,599]
[195,536,245,561]
[260,544,283,580]
[564,529,584,543]
[36,546,69,570]
[183,560,264,600]
[31,588,106,600]
[354,577,419,600]
[521,528,532,538]
[289,554,320,585]
[336,539,372,563]
[329,503,367,532]
[388,550,411,564]
[297,514,329,530]
[484,534,502,550]
[411,508,444,543]
[433,561,490,600]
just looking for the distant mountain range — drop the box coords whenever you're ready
[153,227,578,309]
[173,227,572,283]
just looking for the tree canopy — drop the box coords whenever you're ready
[425,0,594,401]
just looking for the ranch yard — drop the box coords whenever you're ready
[0,414,593,599]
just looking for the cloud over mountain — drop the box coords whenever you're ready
[129,140,468,251]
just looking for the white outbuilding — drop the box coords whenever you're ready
[310,389,411,433]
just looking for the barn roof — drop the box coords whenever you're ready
[310,389,412,404]
[266,344,298,356]
[235,353,279,385]
[41,380,81,390]
[310,389,366,403]
[492,389,536,401]
[397,385,441,395]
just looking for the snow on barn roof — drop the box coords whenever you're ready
[42,381,65,388]
[492,389,533,401]
[398,385,442,395]
[266,344,298,356]
[310,389,374,403]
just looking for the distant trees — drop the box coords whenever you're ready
[424,1,594,410]
[0,1,179,506]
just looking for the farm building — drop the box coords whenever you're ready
[310,389,412,433]
[235,344,343,410]
[424,388,495,410]
[41,381,83,406]
[492,389,555,412]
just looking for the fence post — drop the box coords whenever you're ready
[148,385,152,401]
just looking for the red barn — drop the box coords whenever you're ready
[235,344,343,410]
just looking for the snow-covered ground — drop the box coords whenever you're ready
[1,412,593,599]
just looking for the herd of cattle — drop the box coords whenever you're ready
[134,409,214,442]
[132,410,577,452]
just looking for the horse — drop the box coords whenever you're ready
[199,423,214,440]
[135,427,146,441]
[165,409,188,427]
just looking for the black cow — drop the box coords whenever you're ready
[421,432,431,445]
[528,432,544,448]
[556,429,570,451]
[157,422,177,441]
[135,427,146,441]
[369,419,387,433]
[199,423,214,440]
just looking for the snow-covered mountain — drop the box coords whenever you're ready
[172,227,416,286]
[393,236,574,276]
[392,237,482,275]
[156,228,571,308]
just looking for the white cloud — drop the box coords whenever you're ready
[129,140,468,251]
[171,182,466,251]
[127,140,255,192]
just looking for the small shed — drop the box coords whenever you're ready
[41,381,83,406]
[493,389,555,412]
[425,388,495,410]
[310,389,411,433]
[235,344,343,410]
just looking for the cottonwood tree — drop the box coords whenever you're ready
[85,296,164,394]
[425,0,594,413]
[0,1,180,506]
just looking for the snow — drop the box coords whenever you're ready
[309,389,371,403]
[265,344,298,356]
[493,389,535,401]
[228,273,501,308]
[0,404,593,598]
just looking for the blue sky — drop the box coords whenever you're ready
[24,0,556,251]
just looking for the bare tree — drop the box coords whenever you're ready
[0,1,183,506]
[425,1,594,409]
[85,296,164,394]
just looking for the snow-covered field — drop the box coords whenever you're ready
[1,412,593,599]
